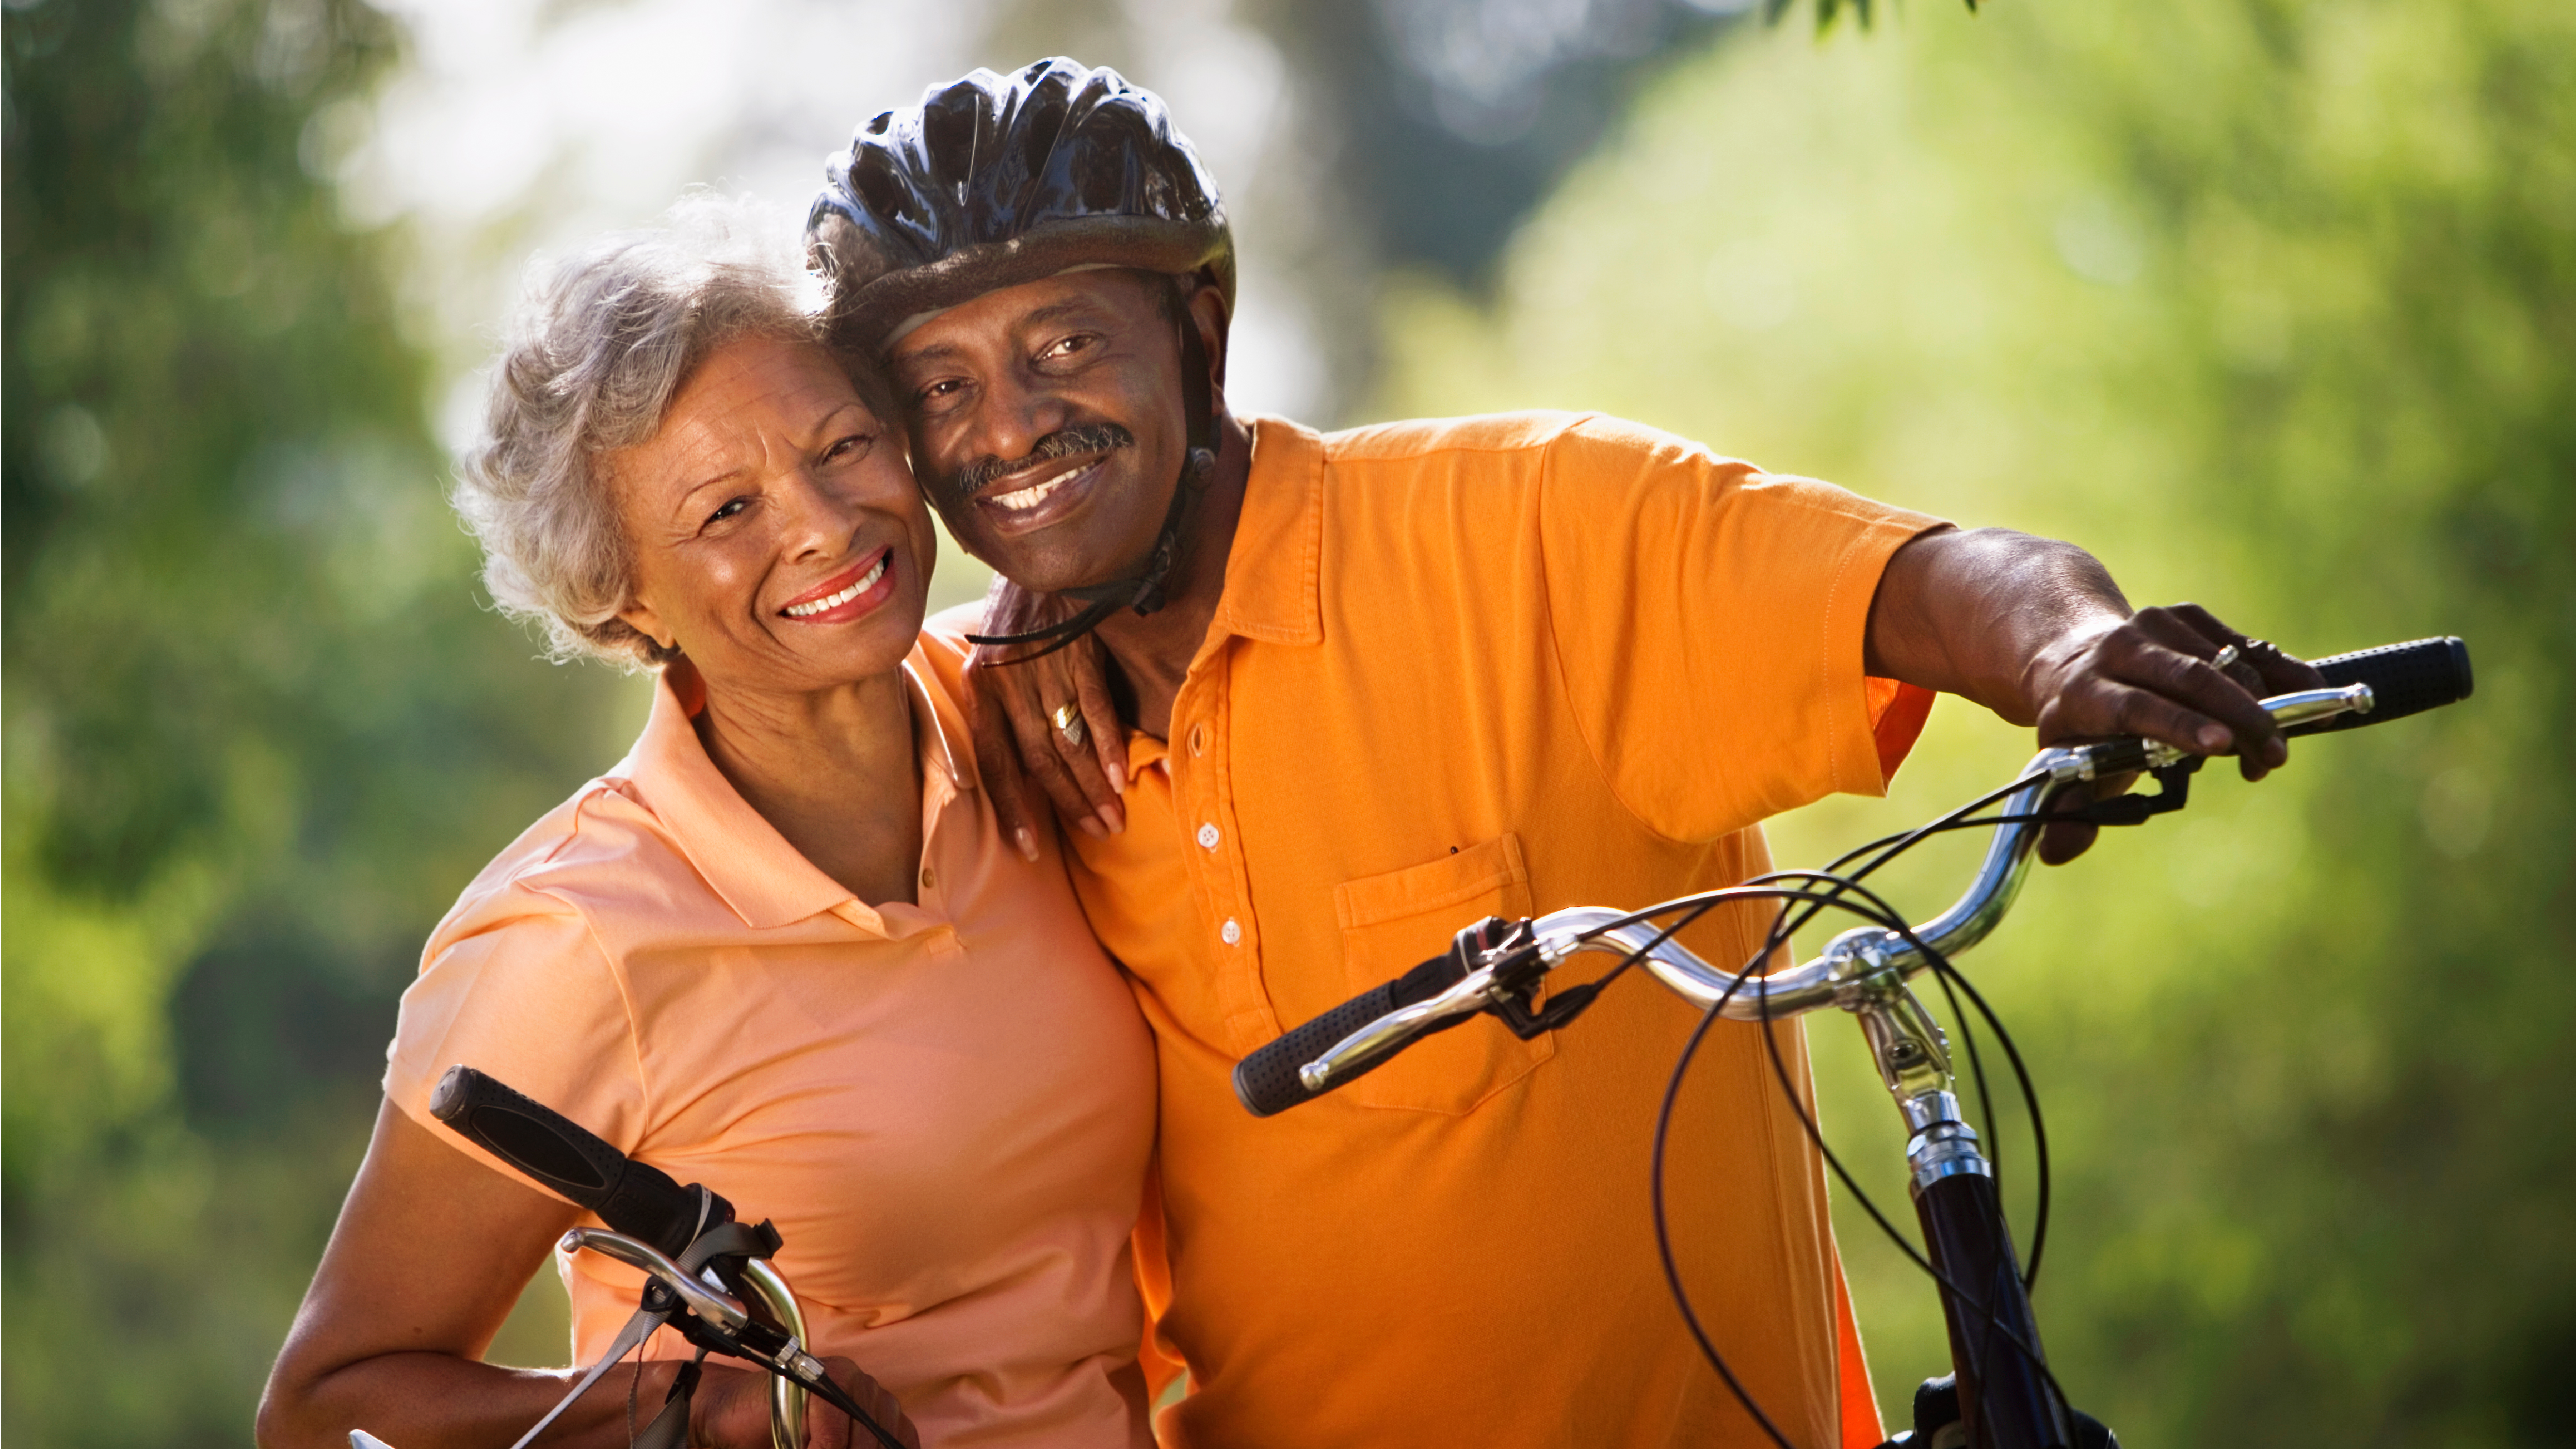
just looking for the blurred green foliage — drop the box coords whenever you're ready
[1377,0,2574,1441]
[2,0,640,1438]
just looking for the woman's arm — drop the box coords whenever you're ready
[257,1100,906,1449]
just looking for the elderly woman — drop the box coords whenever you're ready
[256,204,1156,1449]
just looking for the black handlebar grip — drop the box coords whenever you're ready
[2289,636,2473,735]
[1233,953,1474,1118]
[430,1065,723,1257]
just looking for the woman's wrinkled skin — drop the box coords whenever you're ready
[257,337,926,1449]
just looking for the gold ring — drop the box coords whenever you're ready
[1051,701,1087,749]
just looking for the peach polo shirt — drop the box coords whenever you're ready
[384,637,1156,1449]
[1061,412,1941,1449]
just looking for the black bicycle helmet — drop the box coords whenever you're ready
[806,57,1233,358]
[805,58,1234,656]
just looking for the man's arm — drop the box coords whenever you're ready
[1865,527,2326,860]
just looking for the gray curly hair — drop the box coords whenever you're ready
[454,195,875,669]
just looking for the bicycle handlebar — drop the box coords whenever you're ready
[386,1070,907,1449]
[1233,948,1483,1117]
[2299,634,2473,733]
[430,1065,723,1259]
[1238,636,2472,1113]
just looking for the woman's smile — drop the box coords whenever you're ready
[779,547,896,623]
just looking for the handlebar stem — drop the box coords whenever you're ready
[1841,946,1964,1128]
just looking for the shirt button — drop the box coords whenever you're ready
[1189,724,1207,757]
[1196,823,1221,850]
[919,866,935,889]
[1220,918,1242,946]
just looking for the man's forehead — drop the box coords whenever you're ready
[886,267,1157,361]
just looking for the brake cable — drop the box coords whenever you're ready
[1563,771,2076,1444]
[1642,876,2079,1446]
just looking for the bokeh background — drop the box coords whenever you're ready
[6,0,2570,1442]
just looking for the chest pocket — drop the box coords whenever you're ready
[1330,833,1552,1115]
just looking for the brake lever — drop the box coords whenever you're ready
[2068,757,2203,827]
[1481,918,1612,1039]
[561,1229,903,1444]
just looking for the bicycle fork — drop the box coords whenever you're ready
[1844,949,2073,1449]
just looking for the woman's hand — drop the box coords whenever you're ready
[692,1358,920,1449]
[962,577,1128,861]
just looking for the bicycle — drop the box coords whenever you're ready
[1232,636,2475,1449]
[347,1066,910,1449]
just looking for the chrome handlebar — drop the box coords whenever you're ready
[559,1228,823,1449]
[1299,684,2374,1094]
[349,1231,824,1449]
[563,1226,753,1328]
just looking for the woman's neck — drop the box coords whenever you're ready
[694,667,925,906]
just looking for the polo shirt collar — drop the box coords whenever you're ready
[616,644,970,931]
[1208,415,1325,647]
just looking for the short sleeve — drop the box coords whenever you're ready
[383,885,648,1202]
[1538,415,1945,843]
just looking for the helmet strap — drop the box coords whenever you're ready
[967,305,1219,661]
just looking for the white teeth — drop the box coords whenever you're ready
[986,461,1089,514]
[783,553,887,617]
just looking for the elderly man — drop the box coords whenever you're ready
[806,59,2317,1449]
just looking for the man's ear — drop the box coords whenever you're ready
[1188,282,1230,394]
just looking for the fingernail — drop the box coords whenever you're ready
[1098,804,1125,835]
[1109,763,1126,795]
[1078,816,1107,839]
[1015,828,1039,862]
[2198,724,2233,752]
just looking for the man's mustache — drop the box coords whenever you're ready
[944,423,1135,499]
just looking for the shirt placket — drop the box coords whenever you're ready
[829,752,966,960]
[1169,641,1277,1054]
[912,762,967,960]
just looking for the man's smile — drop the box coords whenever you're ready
[974,454,1109,535]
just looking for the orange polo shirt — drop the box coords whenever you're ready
[1060,412,1940,1449]
[384,639,1157,1449]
